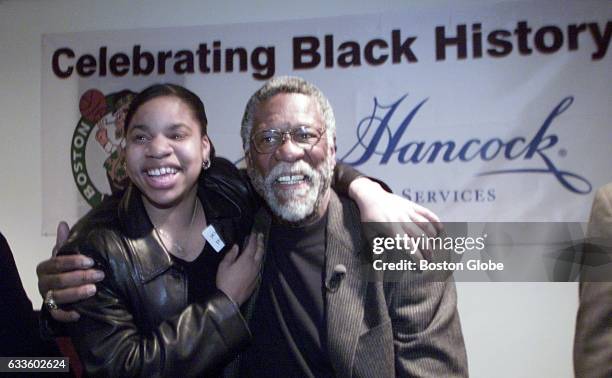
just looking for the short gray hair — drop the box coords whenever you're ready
[240,76,336,153]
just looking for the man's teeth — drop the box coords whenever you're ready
[276,175,306,184]
[147,167,178,176]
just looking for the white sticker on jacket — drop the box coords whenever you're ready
[202,225,225,253]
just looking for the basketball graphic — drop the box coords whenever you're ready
[79,89,107,123]
[71,89,136,208]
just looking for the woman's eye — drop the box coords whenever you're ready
[131,135,148,143]
[171,133,186,140]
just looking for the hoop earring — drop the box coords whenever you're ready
[202,160,211,170]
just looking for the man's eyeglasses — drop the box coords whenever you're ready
[250,126,326,154]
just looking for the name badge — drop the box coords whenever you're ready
[202,225,225,253]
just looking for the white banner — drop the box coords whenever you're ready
[41,1,612,234]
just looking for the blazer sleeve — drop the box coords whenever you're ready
[387,272,469,377]
[574,185,612,378]
[61,230,250,378]
[332,161,392,194]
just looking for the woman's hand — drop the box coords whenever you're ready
[216,232,264,306]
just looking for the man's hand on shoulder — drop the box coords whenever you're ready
[36,221,105,322]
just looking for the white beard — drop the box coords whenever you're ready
[248,158,334,224]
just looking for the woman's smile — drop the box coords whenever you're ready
[143,165,181,189]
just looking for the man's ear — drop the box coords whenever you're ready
[330,136,337,161]
[245,149,252,165]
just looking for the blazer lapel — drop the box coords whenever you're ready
[325,191,367,378]
[242,207,272,322]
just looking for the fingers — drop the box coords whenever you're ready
[413,203,441,223]
[219,245,239,267]
[36,255,95,275]
[40,268,104,290]
[414,220,438,238]
[216,235,264,306]
[52,284,97,305]
[37,255,97,298]
[45,283,98,322]
[404,204,442,237]
[38,268,103,300]
[241,233,257,257]
[254,233,264,262]
[389,215,432,239]
[50,309,80,322]
[56,221,70,249]
[413,205,443,233]
[239,233,265,263]
[52,221,71,257]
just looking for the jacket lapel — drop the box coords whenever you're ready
[118,183,173,283]
[325,192,366,378]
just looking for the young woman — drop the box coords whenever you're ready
[59,84,263,377]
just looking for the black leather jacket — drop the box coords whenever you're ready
[51,157,366,377]
[59,158,256,377]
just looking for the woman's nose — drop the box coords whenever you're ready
[146,136,172,158]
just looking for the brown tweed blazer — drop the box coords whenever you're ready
[574,183,612,378]
[244,190,468,377]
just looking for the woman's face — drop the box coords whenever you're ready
[125,95,209,209]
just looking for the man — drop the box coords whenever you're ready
[233,76,467,376]
[37,77,467,376]
[574,183,612,378]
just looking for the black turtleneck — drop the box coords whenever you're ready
[241,211,335,377]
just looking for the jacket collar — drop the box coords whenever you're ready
[324,191,366,376]
[117,174,244,283]
[118,183,173,283]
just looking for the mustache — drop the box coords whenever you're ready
[264,161,316,184]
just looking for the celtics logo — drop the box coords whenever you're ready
[71,89,136,207]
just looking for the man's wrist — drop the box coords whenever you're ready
[348,177,383,204]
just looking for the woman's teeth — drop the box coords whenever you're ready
[146,167,177,176]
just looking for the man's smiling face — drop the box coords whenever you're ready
[247,92,335,224]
